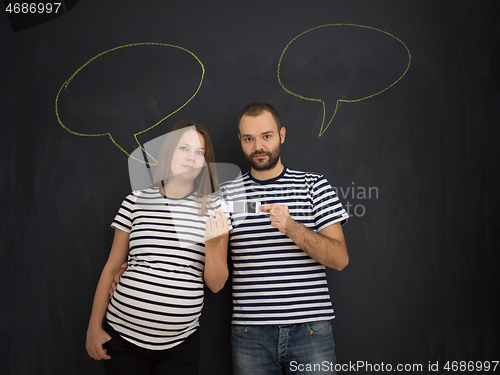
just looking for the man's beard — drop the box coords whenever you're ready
[245,143,281,171]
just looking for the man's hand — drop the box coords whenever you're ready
[261,204,348,270]
[109,262,127,299]
[259,204,296,235]
[204,209,229,246]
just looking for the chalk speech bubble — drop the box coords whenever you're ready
[55,43,205,162]
[277,24,411,136]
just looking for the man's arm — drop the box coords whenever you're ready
[260,204,348,270]
[109,262,127,299]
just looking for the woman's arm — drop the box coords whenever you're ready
[204,209,229,293]
[86,228,129,360]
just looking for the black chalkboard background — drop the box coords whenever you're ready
[1,0,499,374]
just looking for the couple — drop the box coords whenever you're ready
[86,103,350,375]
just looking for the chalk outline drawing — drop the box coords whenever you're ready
[55,42,205,163]
[277,24,411,136]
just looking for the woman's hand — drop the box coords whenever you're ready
[86,326,111,361]
[204,209,229,246]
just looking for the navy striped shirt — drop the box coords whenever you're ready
[107,187,228,350]
[221,167,348,325]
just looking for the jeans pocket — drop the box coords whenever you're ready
[231,325,249,334]
[102,338,112,350]
[306,320,333,336]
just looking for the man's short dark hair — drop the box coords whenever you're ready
[237,103,281,133]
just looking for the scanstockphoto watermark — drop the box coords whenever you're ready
[289,360,500,373]
[332,182,379,218]
[289,360,424,372]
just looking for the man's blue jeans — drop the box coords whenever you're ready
[231,320,337,375]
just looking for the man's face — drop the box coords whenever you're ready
[238,111,285,171]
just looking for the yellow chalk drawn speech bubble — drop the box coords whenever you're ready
[277,24,411,136]
[55,43,205,163]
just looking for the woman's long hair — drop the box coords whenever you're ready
[152,121,219,215]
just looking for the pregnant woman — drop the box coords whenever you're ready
[85,121,230,375]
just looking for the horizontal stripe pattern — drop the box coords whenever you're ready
[221,167,348,325]
[107,187,226,350]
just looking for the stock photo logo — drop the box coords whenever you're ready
[332,181,378,218]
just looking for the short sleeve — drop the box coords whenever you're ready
[111,194,136,233]
[312,175,349,232]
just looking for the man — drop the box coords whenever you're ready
[224,103,349,375]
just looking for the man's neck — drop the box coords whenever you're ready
[250,162,284,181]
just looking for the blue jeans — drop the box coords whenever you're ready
[231,320,337,375]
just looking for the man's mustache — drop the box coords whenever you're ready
[251,150,272,158]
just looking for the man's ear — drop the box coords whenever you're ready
[279,127,286,144]
[238,133,241,141]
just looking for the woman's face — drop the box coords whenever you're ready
[170,129,206,182]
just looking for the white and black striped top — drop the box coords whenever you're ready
[221,167,349,326]
[107,187,228,350]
